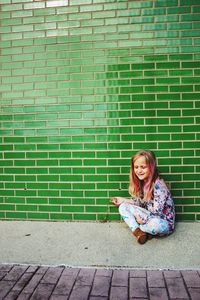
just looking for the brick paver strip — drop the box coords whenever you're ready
[89,297,108,300]
[4,289,21,299]
[95,269,112,277]
[181,270,200,287]
[90,275,111,297]
[50,295,68,300]
[129,270,146,277]
[29,283,55,300]
[0,264,200,299]
[52,273,78,296]
[0,272,8,281]
[129,277,148,298]
[75,268,96,286]
[21,273,45,294]
[147,270,165,288]
[165,277,189,299]
[163,270,181,278]
[12,273,34,292]
[111,270,129,287]
[0,265,13,272]
[36,266,49,275]
[15,293,33,300]
[110,286,128,300]
[41,267,64,284]
[149,287,169,300]
[0,280,16,299]
[3,265,28,281]
[188,288,200,300]
[26,266,39,273]
[62,268,80,277]
[68,285,91,300]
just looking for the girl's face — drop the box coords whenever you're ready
[134,156,150,182]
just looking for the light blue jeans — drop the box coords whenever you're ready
[119,202,170,236]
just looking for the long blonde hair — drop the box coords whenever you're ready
[129,150,159,201]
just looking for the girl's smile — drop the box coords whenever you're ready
[134,156,150,182]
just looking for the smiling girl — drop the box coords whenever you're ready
[112,150,175,245]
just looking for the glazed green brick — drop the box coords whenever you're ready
[0,160,13,167]
[37,175,59,182]
[50,213,72,221]
[15,175,36,182]
[158,141,182,149]
[1,175,14,182]
[146,134,170,141]
[0,204,15,211]
[26,167,48,174]
[62,205,84,213]
[14,159,36,167]
[38,189,59,197]
[37,144,59,151]
[49,198,71,205]
[85,206,108,213]
[184,141,200,149]
[61,190,84,198]
[171,117,194,125]
[4,152,25,159]
[157,93,181,101]
[16,204,38,211]
[157,62,180,69]
[48,151,71,159]
[1,4,23,11]
[49,167,71,174]
[27,183,48,190]
[5,212,27,219]
[73,213,96,221]
[0,144,13,151]
[27,212,50,220]
[168,6,191,14]
[183,157,200,165]
[5,196,25,204]
[182,61,200,68]
[181,45,200,53]
[171,149,194,157]
[184,190,200,198]
[49,182,71,190]
[73,198,95,205]
[131,78,155,85]
[38,205,60,213]
[183,109,200,116]
[4,167,26,174]
[157,77,180,85]
[97,214,120,221]
[0,0,200,222]
[170,101,193,109]
[60,159,82,167]
[84,175,107,182]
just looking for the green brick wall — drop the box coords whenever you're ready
[0,0,200,222]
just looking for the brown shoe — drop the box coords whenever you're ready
[147,234,154,240]
[133,228,148,244]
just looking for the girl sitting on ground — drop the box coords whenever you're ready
[112,150,175,245]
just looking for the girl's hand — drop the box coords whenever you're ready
[111,197,125,206]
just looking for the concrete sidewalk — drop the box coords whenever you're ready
[0,220,200,270]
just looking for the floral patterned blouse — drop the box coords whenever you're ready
[133,178,175,233]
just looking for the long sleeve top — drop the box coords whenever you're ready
[132,178,175,233]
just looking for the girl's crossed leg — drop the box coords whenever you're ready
[119,202,169,236]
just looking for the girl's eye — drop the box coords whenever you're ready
[134,165,147,169]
